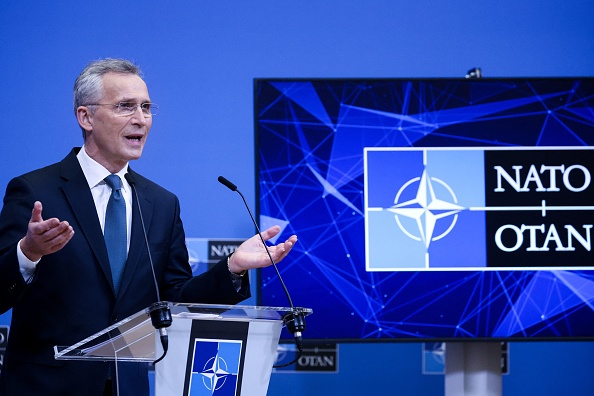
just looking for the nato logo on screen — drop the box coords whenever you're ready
[187,339,242,396]
[365,147,594,271]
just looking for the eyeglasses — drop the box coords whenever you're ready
[85,102,159,117]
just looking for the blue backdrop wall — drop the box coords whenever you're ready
[1,1,593,395]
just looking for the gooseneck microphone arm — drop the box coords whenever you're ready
[217,176,294,307]
[125,173,172,365]
[217,176,306,367]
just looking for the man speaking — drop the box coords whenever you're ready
[0,58,297,396]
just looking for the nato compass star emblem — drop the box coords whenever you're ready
[200,354,231,392]
[364,147,487,270]
[387,169,464,249]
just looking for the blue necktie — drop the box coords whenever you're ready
[104,174,127,293]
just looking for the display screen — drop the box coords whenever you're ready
[255,78,594,341]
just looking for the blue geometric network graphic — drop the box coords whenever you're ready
[256,78,594,341]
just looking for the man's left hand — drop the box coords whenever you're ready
[229,225,298,274]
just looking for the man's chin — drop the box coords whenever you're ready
[124,146,145,161]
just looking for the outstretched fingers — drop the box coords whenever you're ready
[270,234,298,263]
[20,201,75,261]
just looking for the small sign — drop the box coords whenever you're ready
[0,325,8,375]
[423,342,446,375]
[274,343,338,373]
[422,342,509,375]
[0,326,8,348]
[186,238,245,276]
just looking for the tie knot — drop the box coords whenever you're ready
[104,174,122,191]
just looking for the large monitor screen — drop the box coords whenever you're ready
[255,78,594,341]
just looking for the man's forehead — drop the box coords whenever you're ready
[101,72,150,100]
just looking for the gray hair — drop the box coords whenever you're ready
[73,58,142,139]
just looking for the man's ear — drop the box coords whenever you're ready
[76,106,93,133]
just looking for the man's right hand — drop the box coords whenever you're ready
[19,201,74,262]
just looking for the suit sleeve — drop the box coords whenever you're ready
[0,176,37,314]
[157,194,251,305]
[178,258,250,304]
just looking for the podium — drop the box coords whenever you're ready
[54,302,312,395]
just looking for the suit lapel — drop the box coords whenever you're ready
[59,149,114,292]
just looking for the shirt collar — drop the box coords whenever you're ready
[76,145,130,190]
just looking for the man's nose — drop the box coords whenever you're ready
[131,105,149,125]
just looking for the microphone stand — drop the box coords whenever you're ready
[125,173,172,365]
[218,176,306,368]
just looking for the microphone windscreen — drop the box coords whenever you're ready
[218,176,237,191]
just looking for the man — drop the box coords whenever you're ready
[0,58,297,395]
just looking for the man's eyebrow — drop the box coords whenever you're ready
[118,97,151,103]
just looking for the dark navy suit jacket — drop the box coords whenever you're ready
[0,148,249,395]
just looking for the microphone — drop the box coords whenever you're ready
[217,176,237,192]
[125,173,172,365]
[217,176,306,366]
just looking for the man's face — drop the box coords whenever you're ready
[82,72,152,173]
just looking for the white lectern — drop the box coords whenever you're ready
[54,302,312,396]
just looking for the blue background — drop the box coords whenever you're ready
[1,1,593,395]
